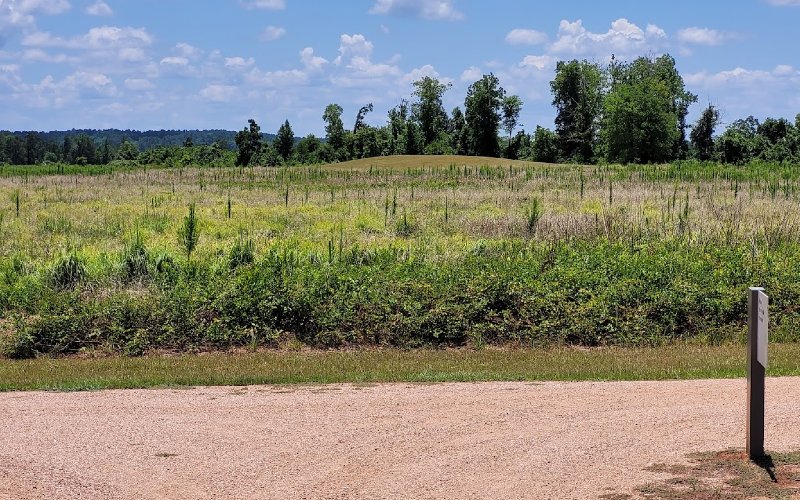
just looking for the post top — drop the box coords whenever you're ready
[749,287,765,292]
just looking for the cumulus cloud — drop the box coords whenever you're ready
[518,55,556,71]
[245,68,307,87]
[160,56,188,66]
[260,25,286,42]
[86,1,112,16]
[240,0,285,9]
[22,25,153,50]
[505,29,548,46]
[300,47,327,71]
[199,84,239,102]
[369,0,464,21]
[548,18,667,58]
[0,0,71,47]
[124,78,154,91]
[685,65,799,88]
[677,27,736,46]
[460,65,481,82]
[174,42,202,59]
[400,63,451,85]
[224,56,255,69]
[330,33,400,87]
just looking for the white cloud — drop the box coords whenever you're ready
[124,78,154,91]
[0,0,71,47]
[677,27,736,46]
[369,0,463,21]
[240,0,285,9]
[22,26,153,50]
[245,68,307,87]
[548,18,667,58]
[300,47,327,71]
[160,56,188,66]
[174,42,202,59]
[86,1,112,16]
[400,63,451,86]
[260,25,286,42]
[685,65,799,88]
[20,48,71,62]
[334,33,373,65]
[119,47,145,62]
[460,65,481,82]
[519,55,556,71]
[330,33,400,87]
[224,56,255,69]
[199,84,239,102]
[505,29,548,46]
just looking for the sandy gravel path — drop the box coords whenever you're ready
[1,377,799,499]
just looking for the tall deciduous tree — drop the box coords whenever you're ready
[602,55,696,164]
[411,76,452,149]
[234,119,263,166]
[464,73,505,157]
[690,104,719,161]
[353,103,374,133]
[275,120,295,161]
[550,60,604,163]
[323,104,346,160]
[501,95,523,155]
[449,106,468,155]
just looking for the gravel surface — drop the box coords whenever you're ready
[1,377,799,499]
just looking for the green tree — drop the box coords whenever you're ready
[404,121,422,155]
[550,60,604,162]
[62,136,73,163]
[387,101,409,155]
[531,126,558,163]
[501,95,523,157]
[74,134,97,164]
[689,105,719,161]
[323,104,346,159]
[464,73,505,157]
[117,139,140,161]
[449,106,467,155]
[411,76,452,148]
[100,138,112,164]
[295,134,322,164]
[275,120,295,161]
[234,119,263,166]
[602,55,696,164]
[718,116,760,164]
[353,103,374,133]
[180,203,199,261]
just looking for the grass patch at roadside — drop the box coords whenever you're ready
[603,449,800,499]
[1,343,800,392]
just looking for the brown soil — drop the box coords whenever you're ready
[1,377,799,499]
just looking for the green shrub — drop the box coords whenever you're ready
[228,232,255,269]
[49,253,86,290]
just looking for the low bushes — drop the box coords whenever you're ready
[1,239,798,358]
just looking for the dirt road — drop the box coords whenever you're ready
[2,378,799,499]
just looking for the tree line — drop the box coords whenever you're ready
[232,53,800,167]
[3,52,800,167]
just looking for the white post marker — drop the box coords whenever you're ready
[747,287,768,460]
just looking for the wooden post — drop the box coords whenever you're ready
[747,287,768,460]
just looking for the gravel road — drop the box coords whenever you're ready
[2,377,799,499]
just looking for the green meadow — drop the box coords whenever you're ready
[2,155,800,360]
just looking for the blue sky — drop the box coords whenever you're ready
[0,0,798,136]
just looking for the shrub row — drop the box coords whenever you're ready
[1,240,799,358]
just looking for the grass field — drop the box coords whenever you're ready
[2,155,800,357]
[1,343,800,391]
